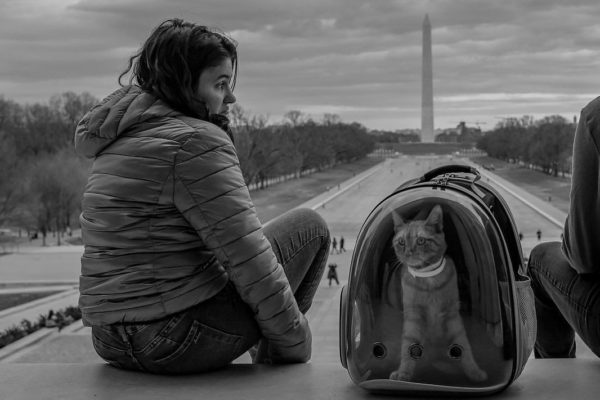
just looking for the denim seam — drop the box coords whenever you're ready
[119,326,147,371]
[282,233,328,310]
[154,320,201,365]
[280,233,328,266]
[136,313,184,354]
[92,334,128,353]
[530,262,587,314]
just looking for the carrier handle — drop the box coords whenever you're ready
[420,164,480,182]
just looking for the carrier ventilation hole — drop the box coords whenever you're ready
[409,344,423,359]
[372,342,387,359]
[448,344,463,359]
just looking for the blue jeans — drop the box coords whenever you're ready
[528,241,600,358]
[91,208,330,374]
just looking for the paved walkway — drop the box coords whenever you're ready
[0,155,592,364]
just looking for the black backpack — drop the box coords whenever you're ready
[339,164,536,396]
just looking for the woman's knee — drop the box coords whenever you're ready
[283,208,330,241]
[528,241,563,278]
[529,241,561,265]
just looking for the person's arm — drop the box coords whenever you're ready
[173,123,310,363]
[562,101,600,274]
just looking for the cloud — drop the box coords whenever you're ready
[438,92,597,102]
[1,0,600,130]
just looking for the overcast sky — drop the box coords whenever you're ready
[2,0,600,131]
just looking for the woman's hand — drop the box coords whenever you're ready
[251,314,312,364]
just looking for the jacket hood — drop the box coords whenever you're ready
[74,86,180,158]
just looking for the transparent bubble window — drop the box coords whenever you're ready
[344,187,515,389]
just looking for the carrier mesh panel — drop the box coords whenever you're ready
[514,276,536,379]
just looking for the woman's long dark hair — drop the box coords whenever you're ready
[119,18,237,120]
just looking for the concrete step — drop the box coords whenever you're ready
[1,359,599,400]
[0,288,79,332]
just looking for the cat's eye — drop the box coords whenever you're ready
[396,239,405,246]
[416,237,425,245]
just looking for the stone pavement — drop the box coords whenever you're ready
[3,359,600,400]
[0,155,593,365]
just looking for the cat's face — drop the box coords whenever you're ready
[391,205,446,269]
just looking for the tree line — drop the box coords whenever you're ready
[0,92,96,245]
[476,115,575,176]
[0,93,374,244]
[231,107,375,189]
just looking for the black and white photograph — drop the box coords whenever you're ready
[1,1,599,399]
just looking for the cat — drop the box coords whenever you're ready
[387,204,487,383]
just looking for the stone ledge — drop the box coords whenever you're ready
[0,320,86,362]
[0,359,599,400]
[0,328,56,362]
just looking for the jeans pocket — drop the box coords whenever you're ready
[147,320,244,374]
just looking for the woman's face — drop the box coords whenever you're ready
[196,58,236,116]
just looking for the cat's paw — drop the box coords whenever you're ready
[389,370,412,381]
[466,367,488,382]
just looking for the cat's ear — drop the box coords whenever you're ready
[391,210,405,229]
[426,205,444,232]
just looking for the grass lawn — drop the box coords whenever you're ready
[470,156,571,214]
[252,157,383,223]
[251,154,570,224]
[0,291,62,312]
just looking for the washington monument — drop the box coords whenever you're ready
[421,14,434,143]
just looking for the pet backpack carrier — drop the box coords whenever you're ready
[339,164,536,396]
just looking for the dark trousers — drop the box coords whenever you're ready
[91,208,330,374]
[528,241,600,358]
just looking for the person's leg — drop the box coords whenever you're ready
[92,282,262,374]
[528,241,600,358]
[262,207,330,313]
[93,209,329,373]
[249,208,329,362]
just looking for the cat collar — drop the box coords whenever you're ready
[407,257,446,278]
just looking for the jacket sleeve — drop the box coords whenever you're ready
[173,124,311,362]
[562,101,600,274]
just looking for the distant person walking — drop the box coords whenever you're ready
[331,237,338,254]
[536,229,542,241]
[327,263,339,286]
[339,236,346,252]
[528,96,600,359]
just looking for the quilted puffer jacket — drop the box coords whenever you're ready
[75,85,310,362]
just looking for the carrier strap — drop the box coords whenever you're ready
[420,165,479,182]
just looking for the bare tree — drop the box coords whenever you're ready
[284,110,306,127]
[322,113,341,126]
[24,148,89,245]
[0,98,26,225]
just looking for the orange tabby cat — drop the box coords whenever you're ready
[388,205,487,382]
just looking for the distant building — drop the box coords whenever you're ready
[435,121,482,144]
